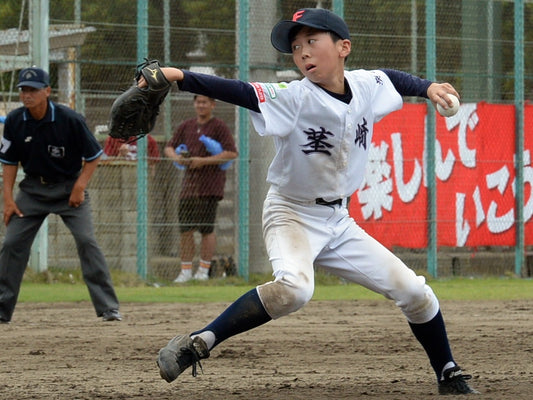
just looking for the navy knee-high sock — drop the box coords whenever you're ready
[192,288,272,348]
[408,309,454,380]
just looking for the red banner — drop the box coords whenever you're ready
[349,102,532,248]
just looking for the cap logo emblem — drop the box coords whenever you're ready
[23,70,38,80]
[292,10,305,21]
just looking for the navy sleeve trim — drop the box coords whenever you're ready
[179,70,260,112]
[380,69,432,98]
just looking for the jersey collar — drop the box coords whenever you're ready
[23,100,55,122]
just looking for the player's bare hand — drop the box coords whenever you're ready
[427,82,460,110]
[138,75,147,88]
[3,200,23,226]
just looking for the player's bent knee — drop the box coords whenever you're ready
[396,282,440,324]
[383,263,440,323]
[257,278,313,319]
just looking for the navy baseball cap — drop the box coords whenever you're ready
[17,67,50,89]
[271,8,350,54]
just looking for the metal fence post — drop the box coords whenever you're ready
[425,0,437,277]
[514,0,525,277]
[136,0,148,279]
[237,0,250,281]
[29,0,50,273]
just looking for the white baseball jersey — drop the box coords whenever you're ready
[250,70,438,325]
[249,69,403,202]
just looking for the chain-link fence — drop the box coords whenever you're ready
[1,0,532,280]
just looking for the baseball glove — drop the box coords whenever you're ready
[108,58,171,142]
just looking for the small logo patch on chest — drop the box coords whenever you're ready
[48,145,65,158]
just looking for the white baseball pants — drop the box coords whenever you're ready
[257,188,440,324]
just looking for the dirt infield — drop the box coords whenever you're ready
[0,299,531,400]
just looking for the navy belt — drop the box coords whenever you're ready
[315,197,342,206]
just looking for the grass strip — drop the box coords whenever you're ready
[18,277,533,303]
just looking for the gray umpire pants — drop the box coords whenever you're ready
[0,177,119,321]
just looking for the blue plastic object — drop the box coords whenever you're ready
[173,144,188,169]
[0,116,5,124]
[199,134,233,170]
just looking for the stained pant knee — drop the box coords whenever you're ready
[257,276,314,319]
[393,279,440,324]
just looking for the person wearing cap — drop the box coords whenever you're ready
[152,8,477,395]
[0,67,122,323]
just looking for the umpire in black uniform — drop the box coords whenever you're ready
[0,67,121,323]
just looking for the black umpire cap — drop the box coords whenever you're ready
[271,8,350,54]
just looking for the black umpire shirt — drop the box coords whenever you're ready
[0,100,103,180]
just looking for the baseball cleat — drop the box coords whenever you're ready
[438,366,479,395]
[157,334,210,382]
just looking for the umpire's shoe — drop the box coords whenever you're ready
[157,335,210,382]
[102,309,122,322]
[439,366,480,395]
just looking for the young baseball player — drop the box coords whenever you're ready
[152,8,478,395]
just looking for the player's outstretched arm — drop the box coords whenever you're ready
[381,69,460,112]
[141,67,260,112]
